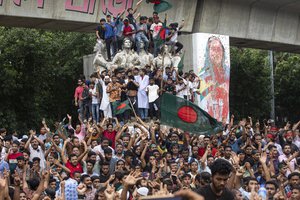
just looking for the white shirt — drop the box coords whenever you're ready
[29,144,45,169]
[90,87,99,104]
[278,154,296,176]
[93,145,115,161]
[146,84,159,103]
[150,22,163,38]
[176,83,186,98]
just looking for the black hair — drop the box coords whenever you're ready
[12,140,20,145]
[210,159,233,176]
[100,18,106,22]
[106,15,111,18]
[288,172,300,180]
[243,177,258,186]
[32,157,40,162]
[265,180,279,190]
[81,174,90,183]
[68,153,77,159]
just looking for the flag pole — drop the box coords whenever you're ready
[127,98,138,119]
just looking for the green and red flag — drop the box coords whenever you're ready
[160,93,223,135]
[146,0,172,13]
[114,100,131,115]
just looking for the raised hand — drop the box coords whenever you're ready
[124,171,142,186]
[104,184,116,200]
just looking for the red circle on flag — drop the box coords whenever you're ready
[177,106,197,123]
[117,103,126,110]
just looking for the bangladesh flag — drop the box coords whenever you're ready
[113,100,131,115]
[160,93,223,135]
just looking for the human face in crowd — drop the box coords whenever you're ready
[102,139,109,148]
[170,163,178,173]
[182,176,191,186]
[74,172,81,183]
[73,138,80,147]
[104,77,110,85]
[246,180,259,192]
[31,138,39,149]
[192,146,199,158]
[75,124,81,133]
[203,137,210,146]
[289,175,300,187]
[70,155,78,166]
[254,135,262,145]
[171,145,179,154]
[40,127,47,135]
[283,145,291,155]
[233,190,243,200]
[112,76,117,83]
[245,146,252,156]
[84,177,93,188]
[11,143,19,153]
[286,131,293,143]
[78,79,83,86]
[19,140,25,151]
[291,189,300,200]
[190,161,198,173]
[224,147,231,159]
[49,181,56,190]
[181,150,189,160]
[105,152,112,161]
[101,165,109,175]
[23,152,29,161]
[20,192,27,200]
[270,146,278,157]
[207,157,215,167]
[211,173,230,192]
[72,147,80,156]
[53,135,60,145]
[265,183,277,198]
[116,160,125,171]
[91,140,98,148]
[86,162,94,172]
[122,136,130,147]
[106,15,111,23]
[116,144,123,155]
[107,124,113,132]
[93,178,101,189]
[209,38,224,67]
[17,159,25,168]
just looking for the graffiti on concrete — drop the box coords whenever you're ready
[0,0,134,17]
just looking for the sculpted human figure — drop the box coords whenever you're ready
[138,41,154,68]
[93,39,111,72]
[112,38,140,68]
[152,45,172,69]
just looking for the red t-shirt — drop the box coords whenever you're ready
[103,130,117,149]
[198,147,218,157]
[123,25,134,36]
[66,160,83,178]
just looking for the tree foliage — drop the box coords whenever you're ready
[230,47,271,119]
[0,27,95,132]
[274,53,300,122]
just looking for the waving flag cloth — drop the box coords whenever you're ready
[160,93,223,135]
[146,0,172,13]
[113,100,131,115]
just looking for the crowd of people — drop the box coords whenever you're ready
[1,2,300,200]
[1,104,300,200]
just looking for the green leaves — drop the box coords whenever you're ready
[0,27,95,132]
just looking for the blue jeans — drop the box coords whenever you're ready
[136,34,149,53]
[92,103,100,123]
[139,108,148,120]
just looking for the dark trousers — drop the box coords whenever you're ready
[149,98,160,119]
[105,37,113,60]
[175,42,183,54]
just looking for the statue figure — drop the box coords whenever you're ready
[93,39,111,72]
[171,54,182,71]
[138,41,154,68]
[152,44,172,69]
[112,38,140,68]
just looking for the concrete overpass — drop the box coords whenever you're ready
[1,0,300,52]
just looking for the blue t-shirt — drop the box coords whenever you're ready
[104,22,115,39]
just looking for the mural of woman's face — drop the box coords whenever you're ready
[209,39,224,66]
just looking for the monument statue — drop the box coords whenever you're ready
[111,38,140,68]
[93,39,111,72]
[152,45,173,69]
[138,41,154,68]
